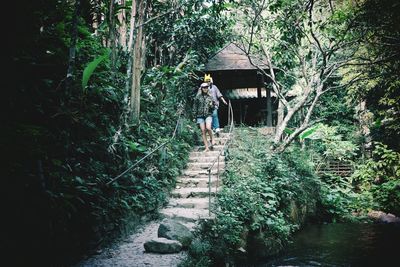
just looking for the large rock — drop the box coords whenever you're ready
[143,238,182,254]
[368,210,400,223]
[158,219,194,248]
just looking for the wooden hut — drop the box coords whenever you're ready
[202,43,276,128]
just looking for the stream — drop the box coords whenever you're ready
[259,222,400,267]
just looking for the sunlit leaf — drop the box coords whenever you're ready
[82,52,109,91]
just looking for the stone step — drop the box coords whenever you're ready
[188,161,225,167]
[186,162,225,171]
[190,150,224,157]
[213,138,229,145]
[195,133,231,139]
[182,169,223,177]
[193,145,225,152]
[159,207,214,222]
[171,187,218,198]
[177,174,215,179]
[167,198,210,209]
[215,132,231,138]
[177,177,221,188]
[189,156,225,163]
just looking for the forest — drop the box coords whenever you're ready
[4,0,399,266]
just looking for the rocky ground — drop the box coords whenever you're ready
[74,219,187,267]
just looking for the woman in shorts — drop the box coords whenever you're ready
[193,82,216,152]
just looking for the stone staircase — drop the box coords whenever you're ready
[158,132,231,228]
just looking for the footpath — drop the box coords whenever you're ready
[75,132,230,267]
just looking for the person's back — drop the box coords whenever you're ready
[209,84,223,108]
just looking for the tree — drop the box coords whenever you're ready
[5,0,231,264]
[127,0,232,122]
[345,0,400,152]
[130,0,146,123]
[231,0,361,152]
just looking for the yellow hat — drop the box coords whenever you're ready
[204,74,212,82]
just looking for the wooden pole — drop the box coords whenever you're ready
[264,74,272,127]
[266,87,272,126]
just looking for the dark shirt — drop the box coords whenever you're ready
[193,93,215,118]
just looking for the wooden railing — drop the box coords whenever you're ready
[317,160,354,177]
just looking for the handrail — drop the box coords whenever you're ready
[106,107,183,186]
[207,101,234,172]
[207,100,234,215]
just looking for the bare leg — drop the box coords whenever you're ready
[205,119,214,149]
[199,122,209,152]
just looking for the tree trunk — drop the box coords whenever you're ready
[125,0,137,100]
[274,107,294,143]
[118,0,127,49]
[66,0,81,92]
[277,99,284,129]
[108,0,117,69]
[127,0,136,52]
[130,0,145,123]
[274,88,322,152]
[91,0,100,34]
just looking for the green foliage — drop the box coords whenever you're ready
[371,179,400,216]
[302,121,361,222]
[318,173,358,222]
[5,0,229,265]
[182,128,320,266]
[307,124,358,164]
[179,238,213,267]
[312,78,359,142]
[145,0,233,66]
[82,51,110,91]
[345,0,400,152]
[351,142,400,216]
[336,0,400,219]
[8,0,400,266]
[283,124,321,143]
[299,125,319,140]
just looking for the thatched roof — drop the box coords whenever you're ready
[204,43,269,71]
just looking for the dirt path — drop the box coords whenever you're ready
[75,219,186,267]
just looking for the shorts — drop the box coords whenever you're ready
[196,116,212,124]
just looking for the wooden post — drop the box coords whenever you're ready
[261,74,272,126]
[266,86,272,126]
[240,102,243,124]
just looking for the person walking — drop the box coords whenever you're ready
[204,74,227,136]
[193,82,215,152]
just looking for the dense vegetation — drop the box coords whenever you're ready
[182,128,320,266]
[181,0,400,265]
[3,0,399,266]
[4,0,231,265]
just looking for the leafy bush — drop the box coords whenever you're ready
[318,174,358,222]
[4,3,207,265]
[351,142,400,216]
[182,128,320,266]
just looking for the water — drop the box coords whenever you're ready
[260,223,400,267]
